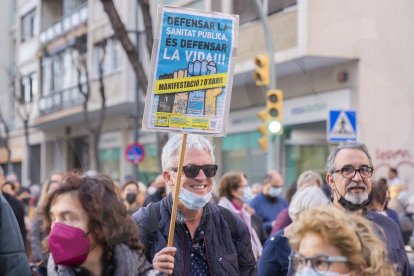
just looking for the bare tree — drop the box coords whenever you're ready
[74,36,107,172]
[100,0,169,173]
[0,109,12,172]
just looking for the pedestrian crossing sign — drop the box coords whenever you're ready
[327,110,357,143]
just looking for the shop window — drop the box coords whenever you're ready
[99,148,121,181]
[139,144,160,185]
[222,131,266,184]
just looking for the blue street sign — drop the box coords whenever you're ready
[125,143,146,165]
[328,110,357,143]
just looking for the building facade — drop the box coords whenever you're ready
[1,0,414,193]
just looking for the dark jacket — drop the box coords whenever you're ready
[3,192,27,246]
[42,243,162,276]
[0,193,31,276]
[366,209,412,276]
[258,229,290,276]
[132,193,257,276]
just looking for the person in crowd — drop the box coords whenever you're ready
[271,171,323,235]
[1,180,16,196]
[325,141,411,275]
[122,179,141,216]
[40,173,162,276]
[143,175,167,207]
[378,177,387,187]
[31,179,61,264]
[6,172,21,191]
[368,182,400,228]
[0,168,27,248]
[30,184,42,212]
[250,170,288,234]
[133,134,257,275]
[285,181,297,204]
[49,171,63,184]
[137,181,147,208]
[388,184,406,215]
[146,179,156,195]
[289,205,396,276]
[218,171,264,261]
[0,193,31,275]
[17,187,31,215]
[389,167,401,186]
[258,186,330,276]
[251,183,263,197]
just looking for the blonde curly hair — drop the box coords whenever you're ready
[288,206,396,276]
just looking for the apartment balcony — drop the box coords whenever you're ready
[38,84,86,116]
[39,2,88,45]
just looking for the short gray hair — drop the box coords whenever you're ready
[289,187,330,220]
[297,170,323,188]
[161,134,215,171]
[326,141,373,175]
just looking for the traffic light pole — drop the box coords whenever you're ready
[254,0,281,172]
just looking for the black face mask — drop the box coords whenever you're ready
[337,194,373,212]
[156,187,166,196]
[21,198,30,206]
[126,193,137,204]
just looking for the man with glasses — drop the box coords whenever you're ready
[323,141,411,276]
[132,134,257,276]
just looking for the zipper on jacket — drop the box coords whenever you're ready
[203,238,213,276]
[180,226,186,276]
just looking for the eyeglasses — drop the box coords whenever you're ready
[333,165,373,179]
[289,253,348,275]
[171,165,218,179]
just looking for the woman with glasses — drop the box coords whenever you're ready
[288,205,396,276]
[218,171,264,261]
[258,186,329,276]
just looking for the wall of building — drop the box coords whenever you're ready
[306,0,414,190]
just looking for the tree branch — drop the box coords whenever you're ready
[100,0,148,92]
[138,0,154,55]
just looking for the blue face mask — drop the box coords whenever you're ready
[170,173,212,210]
[178,188,212,210]
[242,186,253,204]
[298,267,351,276]
[268,186,282,198]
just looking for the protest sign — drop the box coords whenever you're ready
[142,5,239,136]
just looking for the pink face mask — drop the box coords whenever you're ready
[48,222,91,266]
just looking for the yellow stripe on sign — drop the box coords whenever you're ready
[155,73,227,94]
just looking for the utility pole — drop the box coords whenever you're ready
[132,3,140,181]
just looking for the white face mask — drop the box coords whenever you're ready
[297,267,351,276]
[268,186,282,198]
[170,173,212,210]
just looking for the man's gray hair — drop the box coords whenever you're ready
[161,134,215,171]
[325,141,374,175]
[297,170,323,188]
[289,186,330,220]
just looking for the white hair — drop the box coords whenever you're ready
[289,186,330,220]
[297,170,323,188]
[161,134,215,171]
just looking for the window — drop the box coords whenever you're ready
[21,9,37,42]
[233,0,297,25]
[20,73,37,103]
[93,38,123,78]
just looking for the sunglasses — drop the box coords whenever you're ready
[171,165,218,178]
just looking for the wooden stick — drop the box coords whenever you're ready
[167,133,187,247]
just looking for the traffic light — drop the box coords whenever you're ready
[253,55,269,86]
[266,90,283,135]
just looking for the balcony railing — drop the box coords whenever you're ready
[38,84,86,116]
[39,2,88,44]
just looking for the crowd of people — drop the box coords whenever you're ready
[0,135,413,276]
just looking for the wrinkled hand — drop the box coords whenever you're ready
[153,247,177,275]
